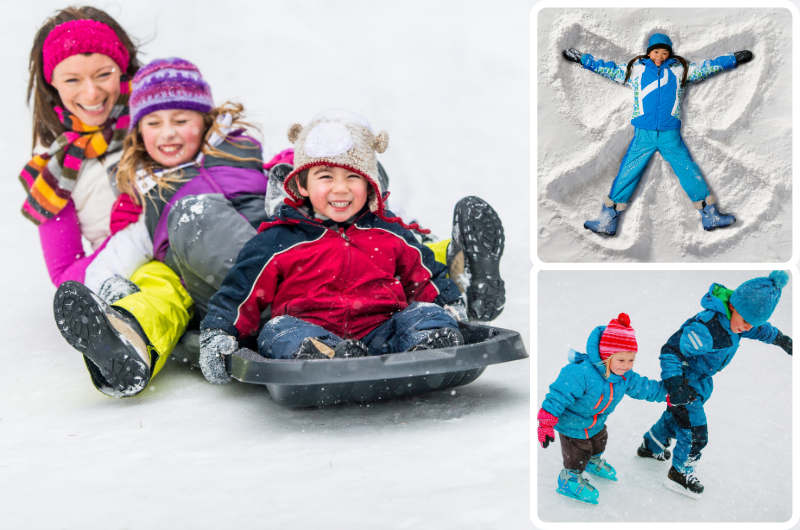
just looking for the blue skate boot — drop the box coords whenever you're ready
[556,469,599,505]
[584,202,620,236]
[698,200,735,231]
[585,454,617,481]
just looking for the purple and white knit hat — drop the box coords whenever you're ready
[128,58,213,130]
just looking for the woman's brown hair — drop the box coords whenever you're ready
[28,6,142,150]
[114,101,262,208]
[623,53,689,88]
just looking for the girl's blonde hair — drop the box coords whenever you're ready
[600,351,636,378]
[115,101,262,207]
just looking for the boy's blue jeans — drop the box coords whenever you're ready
[609,128,710,206]
[257,302,459,359]
[643,399,709,475]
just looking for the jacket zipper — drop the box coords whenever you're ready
[655,64,662,130]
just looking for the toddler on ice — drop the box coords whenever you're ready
[537,313,666,505]
[199,110,466,382]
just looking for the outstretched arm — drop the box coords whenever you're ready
[742,323,792,355]
[686,51,750,84]
[564,48,630,85]
[624,372,667,403]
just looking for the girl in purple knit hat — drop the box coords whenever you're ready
[52,57,270,397]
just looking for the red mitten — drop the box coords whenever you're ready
[110,193,143,235]
[537,408,559,449]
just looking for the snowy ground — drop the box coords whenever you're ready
[535,270,793,524]
[0,2,533,529]
[536,7,793,263]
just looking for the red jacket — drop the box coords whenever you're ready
[202,204,462,340]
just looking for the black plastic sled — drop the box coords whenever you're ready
[172,321,528,408]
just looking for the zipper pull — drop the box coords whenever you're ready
[338,226,350,241]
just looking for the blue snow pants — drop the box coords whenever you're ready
[643,399,709,474]
[257,302,459,359]
[609,128,710,206]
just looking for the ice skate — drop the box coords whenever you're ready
[664,466,704,499]
[448,196,505,321]
[556,469,599,505]
[637,438,672,461]
[585,455,617,481]
[53,281,152,397]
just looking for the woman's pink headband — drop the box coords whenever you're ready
[42,19,130,84]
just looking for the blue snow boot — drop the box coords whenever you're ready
[584,204,619,236]
[699,202,735,231]
[585,455,617,481]
[556,469,599,505]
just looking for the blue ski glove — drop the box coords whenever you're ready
[665,376,697,406]
[773,331,792,355]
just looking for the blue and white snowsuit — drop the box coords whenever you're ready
[542,325,666,441]
[580,53,740,207]
[643,283,782,474]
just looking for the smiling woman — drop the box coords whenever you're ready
[50,53,122,127]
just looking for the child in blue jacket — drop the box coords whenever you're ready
[637,271,792,498]
[537,313,666,504]
[563,33,753,235]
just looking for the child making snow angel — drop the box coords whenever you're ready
[637,271,792,499]
[537,313,666,505]
[199,110,465,383]
[562,33,753,236]
[53,58,268,397]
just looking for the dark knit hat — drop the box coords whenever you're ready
[730,271,789,327]
[129,58,214,130]
[598,313,638,360]
[646,33,673,56]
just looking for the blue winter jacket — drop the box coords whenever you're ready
[659,283,780,402]
[542,326,666,440]
[581,53,739,130]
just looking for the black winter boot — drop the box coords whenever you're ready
[665,466,704,498]
[54,281,153,397]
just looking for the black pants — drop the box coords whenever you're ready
[559,425,608,473]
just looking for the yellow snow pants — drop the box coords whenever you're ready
[426,239,450,268]
[111,261,193,381]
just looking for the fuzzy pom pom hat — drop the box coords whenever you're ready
[283,109,427,233]
[42,19,130,84]
[730,271,789,327]
[598,313,638,360]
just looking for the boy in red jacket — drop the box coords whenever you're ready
[199,110,465,383]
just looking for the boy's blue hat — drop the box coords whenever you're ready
[647,33,673,55]
[730,271,789,327]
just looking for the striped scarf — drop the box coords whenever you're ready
[19,76,132,225]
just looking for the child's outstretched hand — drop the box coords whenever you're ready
[664,376,698,406]
[563,48,584,64]
[537,408,559,448]
[773,331,792,355]
[734,50,753,65]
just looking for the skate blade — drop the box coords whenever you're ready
[556,488,599,505]
[663,479,702,499]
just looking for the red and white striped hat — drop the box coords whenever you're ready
[598,313,637,360]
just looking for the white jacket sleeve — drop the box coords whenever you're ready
[84,216,154,292]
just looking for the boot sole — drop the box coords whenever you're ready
[452,197,505,321]
[663,478,703,499]
[54,281,150,397]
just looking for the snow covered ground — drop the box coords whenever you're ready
[535,270,793,524]
[536,7,793,263]
[0,1,532,529]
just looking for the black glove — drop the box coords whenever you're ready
[665,376,697,406]
[733,50,753,65]
[773,331,792,355]
[563,48,584,65]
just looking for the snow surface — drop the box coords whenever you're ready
[0,1,532,529]
[536,7,793,262]
[536,270,793,524]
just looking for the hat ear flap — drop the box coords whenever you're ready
[373,131,389,153]
[287,123,304,143]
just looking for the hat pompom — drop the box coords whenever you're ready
[770,270,789,290]
[374,131,389,153]
[618,313,630,327]
[287,123,303,143]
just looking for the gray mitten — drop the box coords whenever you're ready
[98,276,141,305]
[199,328,236,384]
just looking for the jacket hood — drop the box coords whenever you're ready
[567,326,625,383]
[701,282,731,315]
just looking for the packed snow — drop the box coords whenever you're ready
[0,1,531,529]
[536,7,793,262]
[535,270,793,524]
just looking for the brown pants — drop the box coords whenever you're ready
[559,425,608,472]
